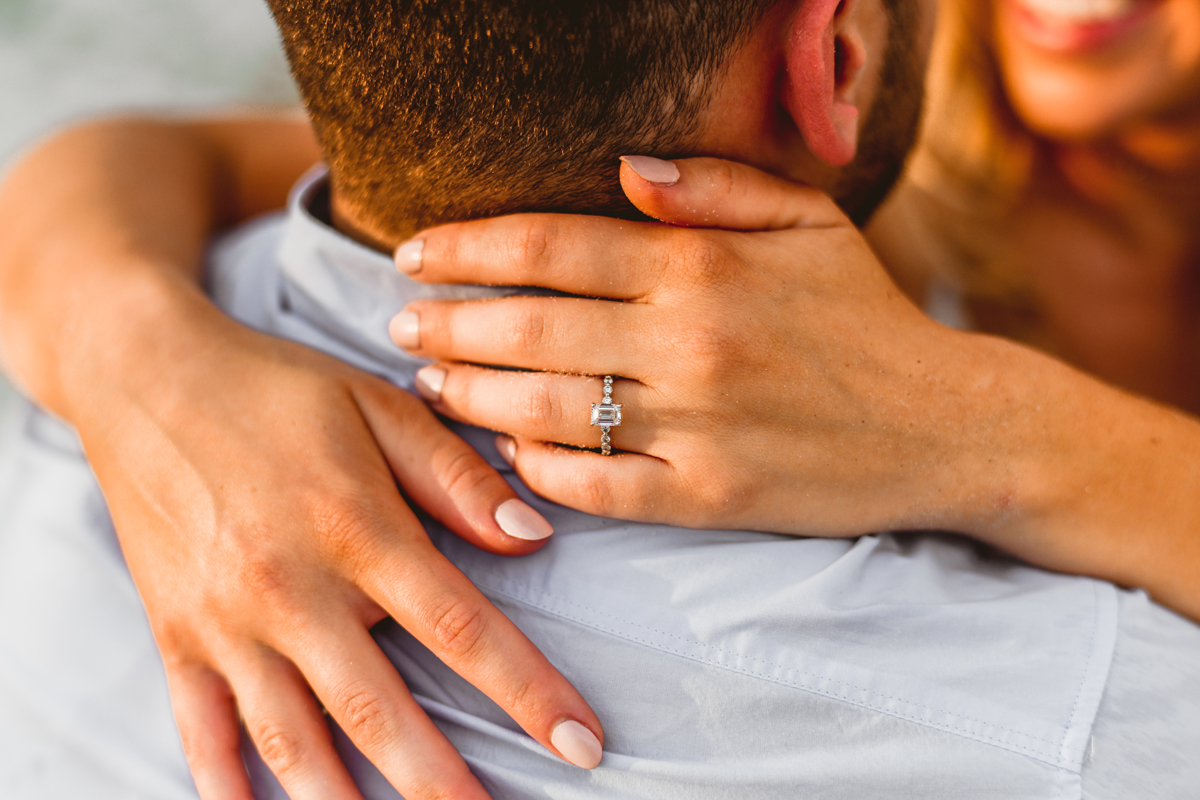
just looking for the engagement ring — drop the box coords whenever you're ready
[590,376,622,456]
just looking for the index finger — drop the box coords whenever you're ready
[398,212,666,299]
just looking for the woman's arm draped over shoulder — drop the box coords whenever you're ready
[0,113,319,409]
[392,156,1200,624]
[0,114,606,800]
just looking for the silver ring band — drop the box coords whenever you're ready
[589,375,622,456]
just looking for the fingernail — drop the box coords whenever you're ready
[550,719,603,769]
[494,498,554,541]
[495,435,516,466]
[414,365,446,403]
[388,310,420,349]
[394,239,424,274]
[619,155,680,187]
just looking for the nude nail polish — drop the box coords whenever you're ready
[550,719,603,769]
[394,239,424,274]
[494,498,554,541]
[495,435,516,466]
[389,310,420,349]
[414,365,446,402]
[619,155,680,186]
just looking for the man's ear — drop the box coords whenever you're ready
[783,0,868,168]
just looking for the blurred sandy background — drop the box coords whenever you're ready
[0,0,298,419]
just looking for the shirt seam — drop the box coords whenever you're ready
[477,572,1081,768]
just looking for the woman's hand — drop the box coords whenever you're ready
[393,156,1200,621]
[92,295,602,800]
[393,157,977,536]
[0,117,603,800]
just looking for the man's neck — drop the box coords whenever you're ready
[329,187,414,254]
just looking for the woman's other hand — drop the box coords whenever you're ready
[95,302,602,800]
[0,117,603,800]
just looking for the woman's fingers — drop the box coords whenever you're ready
[620,156,849,232]
[395,157,840,300]
[168,664,256,800]
[277,622,493,800]
[349,530,604,772]
[353,381,554,552]
[414,364,655,455]
[395,296,648,376]
[228,648,365,800]
[399,213,664,298]
[500,437,683,524]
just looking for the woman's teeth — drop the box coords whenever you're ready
[1017,0,1137,24]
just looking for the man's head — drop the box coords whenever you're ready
[266,0,932,246]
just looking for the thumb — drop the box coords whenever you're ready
[619,155,849,232]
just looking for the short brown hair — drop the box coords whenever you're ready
[268,0,775,239]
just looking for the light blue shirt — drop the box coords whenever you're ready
[2,169,1198,799]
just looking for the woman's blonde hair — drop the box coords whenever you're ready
[892,0,1042,306]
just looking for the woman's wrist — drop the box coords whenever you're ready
[914,331,1060,539]
[55,261,198,422]
[0,113,317,428]
[933,329,1200,617]
[0,122,208,410]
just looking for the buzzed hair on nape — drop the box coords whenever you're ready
[267,0,776,241]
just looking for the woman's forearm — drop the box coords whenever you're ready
[0,112,318,418]
[957,331,1200,620]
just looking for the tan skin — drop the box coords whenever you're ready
[0,0,1198,795]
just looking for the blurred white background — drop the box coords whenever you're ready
[0,0,298,418]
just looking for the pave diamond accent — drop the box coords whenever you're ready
[591,402,622,427]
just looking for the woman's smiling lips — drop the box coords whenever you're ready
[1007,0,1164,52]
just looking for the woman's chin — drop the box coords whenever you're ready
[1005,75,1158,143]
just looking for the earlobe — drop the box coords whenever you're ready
[783,0,865,168]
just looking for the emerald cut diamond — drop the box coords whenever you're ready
[591,402,622,427]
